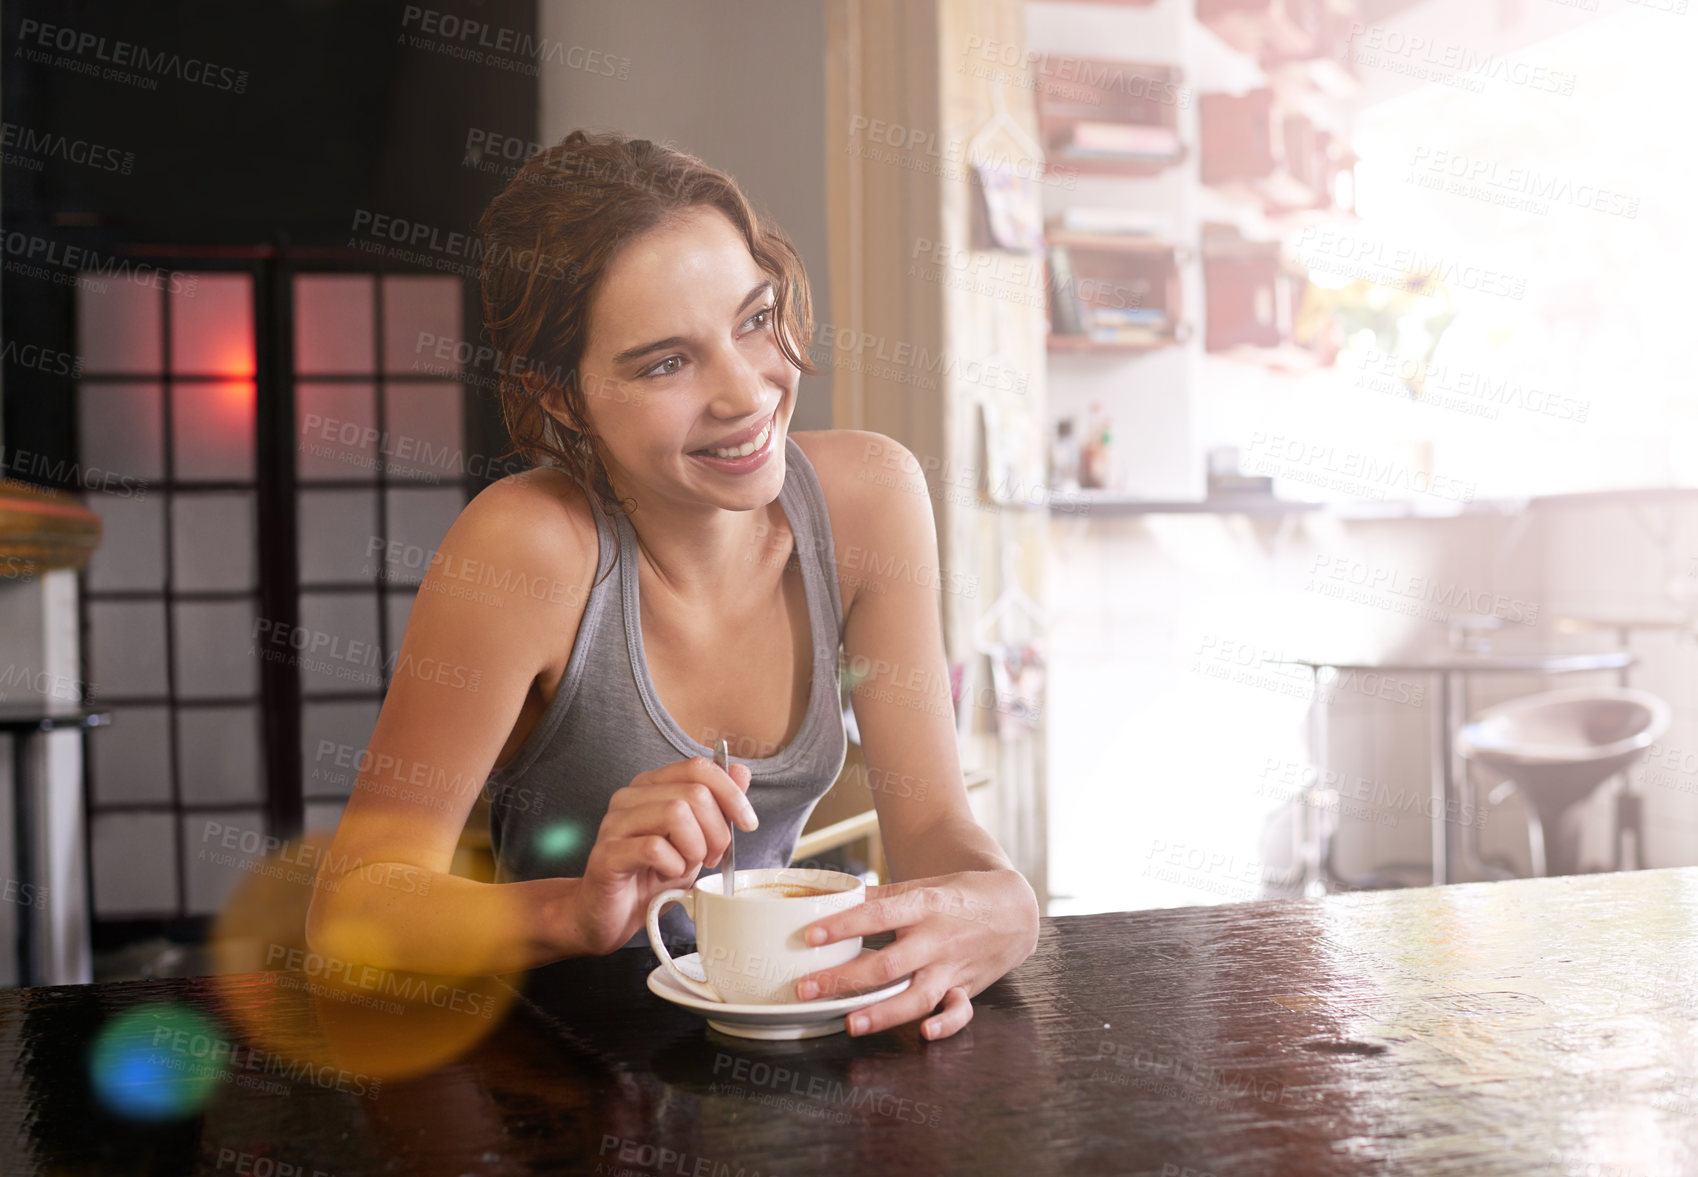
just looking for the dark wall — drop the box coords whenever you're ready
[2,0,539,478]
[3,0,537,241]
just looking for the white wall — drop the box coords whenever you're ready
[536,0,834,430]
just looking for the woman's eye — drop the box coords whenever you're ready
[643,307,773,378]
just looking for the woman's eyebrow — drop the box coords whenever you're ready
[609,280,774,366]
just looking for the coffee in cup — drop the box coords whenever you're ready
[645,867,864,1004]
[740,883,834,899]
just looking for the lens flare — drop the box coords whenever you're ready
[210,827,522,1082]
[88,1004,224,1121]
[535,820,583,860]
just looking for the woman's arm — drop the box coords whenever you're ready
[792,431,1041,1038]
[303,474,600,976]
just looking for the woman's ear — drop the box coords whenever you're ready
[523,370,575,432]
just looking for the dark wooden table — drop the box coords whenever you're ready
[7,867,1698,1176]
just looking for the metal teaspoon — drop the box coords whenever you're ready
[715,738,736,897]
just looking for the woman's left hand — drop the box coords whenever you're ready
[792,868,1039,1040]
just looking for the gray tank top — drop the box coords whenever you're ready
[485,435,850,951]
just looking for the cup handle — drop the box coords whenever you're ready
[646,888,721,1002]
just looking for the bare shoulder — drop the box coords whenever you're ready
[790,428,927,520]
[439,465,599,606]
[788,430,934,619]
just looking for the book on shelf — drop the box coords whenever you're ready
[1046,244,1086,336]
[1054,120,1183,161]
[1088,307,1167,327]
[1084,323,1170,345]
[1083,305,1170,343]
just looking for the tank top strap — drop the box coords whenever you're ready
[777,436,846,650]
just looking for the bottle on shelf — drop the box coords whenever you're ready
[1079,402,1115,490]
[1051,417,1081,493]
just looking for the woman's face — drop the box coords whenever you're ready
[561,204,799,513]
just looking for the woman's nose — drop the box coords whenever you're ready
[709,348,777,417]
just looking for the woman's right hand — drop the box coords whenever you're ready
[570,756,759,956]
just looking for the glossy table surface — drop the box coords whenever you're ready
[7,868,1698,1175]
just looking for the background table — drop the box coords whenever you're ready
[0,704,109,986]
[6,867,1698,1175]
[1274,650,1634,889]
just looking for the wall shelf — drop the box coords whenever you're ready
[1046,234,1188,350]
[1197,0,1358,70]
[1200,87,1353,215]
[1201,222,1313,357]
[1046,333,1182,354]
[1035,56,1188,179]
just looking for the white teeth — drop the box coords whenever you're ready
[699,417,772,460]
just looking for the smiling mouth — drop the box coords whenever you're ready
[690,411,776,459]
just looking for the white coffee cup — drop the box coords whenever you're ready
[646,867,865,1004]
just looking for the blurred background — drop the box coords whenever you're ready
[0,0,1691,988]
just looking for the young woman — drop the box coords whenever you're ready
[306,130,1039,1041]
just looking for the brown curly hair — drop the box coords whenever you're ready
[476,129,818,522]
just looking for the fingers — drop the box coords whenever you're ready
[921,986,974,1040]
[794,938,921,1001]
[600,802,711,875]
[596,832,689,880]
[610,785,733,868]
[802,885,929,949]
[624,758,758,832]
[841,973,973,1039]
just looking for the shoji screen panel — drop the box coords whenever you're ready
[79,271,264,921]
[291,274,467,835]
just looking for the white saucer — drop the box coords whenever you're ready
[646,948,912,1040]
